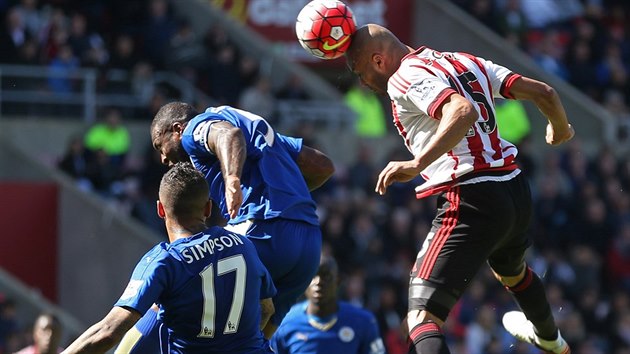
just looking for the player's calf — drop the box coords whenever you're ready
[406,310,450,354]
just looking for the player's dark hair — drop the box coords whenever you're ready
[159,162,209,217]
[151,101,198,138]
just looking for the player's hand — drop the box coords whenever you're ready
[375,160,422,195]
[546,123,574,146]
[225,175,243,219]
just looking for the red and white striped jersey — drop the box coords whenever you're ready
[388,46,522,198]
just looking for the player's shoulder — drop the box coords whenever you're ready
[338,302,377,321]
[144,242,171,261]
[285,300,308,319]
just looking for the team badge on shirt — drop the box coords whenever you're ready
[411,80,435,100]
[338,326,354,342]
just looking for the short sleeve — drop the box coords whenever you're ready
[472,56,522,99]
[407,77,457,119]
[114,246,169,314]
[269,327,287,354]
[276,133,303,160]
[181,115,223,157]
[361,311,385,354]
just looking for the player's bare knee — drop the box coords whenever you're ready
[407,309,444,329]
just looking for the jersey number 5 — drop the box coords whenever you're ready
[452,71,497,135]
[198,255,247,338]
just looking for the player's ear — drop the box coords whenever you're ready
[372,53,383,69]
[172,121,185,135]
[203,199,212,219]
[157,200,166,219]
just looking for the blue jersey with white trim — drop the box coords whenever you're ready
[115,226,276,354]
[181,106,319,227]
[271,301,385,354]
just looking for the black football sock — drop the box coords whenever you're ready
[506,266,558,340]
[407,321,450,354]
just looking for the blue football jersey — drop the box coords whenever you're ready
[115,226,276,354]
[271,301,385,354]
[181,106,319,227]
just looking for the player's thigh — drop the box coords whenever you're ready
[248,220,322,323]
[409,182,519,321]
[487,173,533,277]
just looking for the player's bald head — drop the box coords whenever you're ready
[346,24,403,68]
[159,162,209,218]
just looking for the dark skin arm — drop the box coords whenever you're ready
[508,76,574,145]
[375,93,477,194]
[62,307,141,354]
[206,121,247,219]
[296,145,335,191]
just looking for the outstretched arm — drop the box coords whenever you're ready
[508,76,574,145]
[206,121,246,219]
[296,145,335,191]
[62,307,141,354]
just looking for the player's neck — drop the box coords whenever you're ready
[166,219,207,242]
[307,300,338,318]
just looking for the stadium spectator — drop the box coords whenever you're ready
[57,134,96,191]
[14,313,63,354]
[164,19,205,74]
[0,6,29,63]
[108,34,138,72]
[270,254,385,354]
[275,74,310,101]
[238,76,276,120]
[84,107,130,171]
[494,99,531,145]
[344,78,388,139]
[62,162,276,354]
[47,44,78,94]
[140,0,176,69]
[0,299,18,354]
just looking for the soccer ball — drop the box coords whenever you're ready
[295,0,357,60]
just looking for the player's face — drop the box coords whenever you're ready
[152,124,188,167]
[306,261,338,303]
[348,54,388,95]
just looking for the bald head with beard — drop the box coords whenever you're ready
[345,24,412,95]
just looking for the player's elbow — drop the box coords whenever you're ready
[320,156,335,180]
[532,83,558,106]
[456,97,478,125]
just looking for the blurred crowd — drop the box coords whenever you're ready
[309,135,630,354]
[0,0,309,120]
[1,0,630,353]
[452,0,630,145]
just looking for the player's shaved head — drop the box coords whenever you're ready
[345,24,410,94]
[346,24,406,70]
[151,102,198,140]
[159,162,209,218]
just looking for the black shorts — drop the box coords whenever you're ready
[408,172,532,320]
